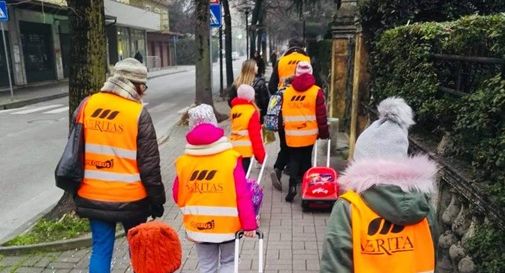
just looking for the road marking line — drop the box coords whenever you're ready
[10,104,63,115]
[43,106,69,114]
[143,102,149,106]
[0,107,28,114]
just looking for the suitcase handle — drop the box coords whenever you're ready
[234,230,264,273]
[235,230,264,239]
[313,139,331,168]
[246,154,269,185]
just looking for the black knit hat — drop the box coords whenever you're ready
[288,37,305,49]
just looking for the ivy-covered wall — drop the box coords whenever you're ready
[370,14,505,273]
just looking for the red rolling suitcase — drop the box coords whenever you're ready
[301,139,339,211]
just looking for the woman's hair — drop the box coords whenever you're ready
[233,59,257,87]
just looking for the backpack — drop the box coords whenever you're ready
[264,88,286,131]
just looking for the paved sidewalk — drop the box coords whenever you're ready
[0,66,192,110]
[0,101,333,273]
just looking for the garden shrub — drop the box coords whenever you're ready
[370,14,505,272]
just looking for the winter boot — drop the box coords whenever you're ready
[270,168,282,191]
[285,180,297,202]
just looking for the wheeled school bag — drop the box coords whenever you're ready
[234,231,265,273]
[246,154,268,220]
[301,139,339,211]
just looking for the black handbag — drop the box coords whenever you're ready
[55,100,87,194]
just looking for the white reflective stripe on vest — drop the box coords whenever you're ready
[180,206,238,217]
[285,129,319,136]
[231,140,252,147]
[85,144,137,160]
[283,115,317,122]
[231,130,249,136]
[185,230,235,243]
[84,170,141,183]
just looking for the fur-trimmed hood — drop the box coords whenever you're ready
[340,155,438,225]
[340,155,437,193]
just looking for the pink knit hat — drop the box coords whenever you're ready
[295,61,313,76]
[237,84,255,102]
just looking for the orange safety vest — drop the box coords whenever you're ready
[282,85,319,147]
[229,104,256,157]
[277,52,310,88]
[176,149,242,243]
[340,191,435,273]
[77,92,147,203]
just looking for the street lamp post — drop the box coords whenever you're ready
[245,9,249,58]
[236,0,253,58]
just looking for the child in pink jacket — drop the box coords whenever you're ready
[172,104,257,273]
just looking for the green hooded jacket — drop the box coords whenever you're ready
[320,155,439,273]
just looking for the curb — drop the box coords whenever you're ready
[0,93,68,110]
[0,232,125,256]
[0,69,189,110]
[147,69,188,80]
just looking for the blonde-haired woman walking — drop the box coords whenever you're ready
[228,59,270,123]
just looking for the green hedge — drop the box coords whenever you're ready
[371,14,505,273]
[358,0,505,51]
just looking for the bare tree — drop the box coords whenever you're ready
[48,0,107,219]
[194,0,213,106]
[222,0,234,88]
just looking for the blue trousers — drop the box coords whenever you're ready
[89,218,146,273]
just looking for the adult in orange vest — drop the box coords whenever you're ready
[71,58,166,273]
[281,62,329,202]
[230,84,266,171]
[172,104,257,273]
[269,38,314,192]
[320,98,438,273]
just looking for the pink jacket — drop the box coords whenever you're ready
[172,123,258,231]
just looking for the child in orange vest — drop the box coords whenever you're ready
[172,104,257,273]
[230,84,266,171]
[320,98,438,273]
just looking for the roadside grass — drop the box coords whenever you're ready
[3,213,89,246]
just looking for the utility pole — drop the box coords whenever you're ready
[245,9,249,58]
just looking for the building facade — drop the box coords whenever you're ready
[0,0,177,88]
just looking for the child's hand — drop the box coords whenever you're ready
[244,230,256,238]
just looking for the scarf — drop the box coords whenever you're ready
[101,75,142,102]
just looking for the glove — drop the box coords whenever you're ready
[318,133,330,140]
[150,204,165,218]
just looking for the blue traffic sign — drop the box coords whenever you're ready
[0,1,8,22]
[210,3,221,28]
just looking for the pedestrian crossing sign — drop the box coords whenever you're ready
[0,1,8,22]
[210,3,221,28]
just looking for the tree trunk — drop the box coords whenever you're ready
[46,0,107,220]
[249,0,263,58]
[195,0,213,106]
[222,0,234,88]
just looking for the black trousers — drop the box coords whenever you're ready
[274,128,289,170]
[287,145,314,186]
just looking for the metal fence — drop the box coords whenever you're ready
[431,53,505,97]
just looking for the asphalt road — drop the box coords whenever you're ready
[0,60,243,242]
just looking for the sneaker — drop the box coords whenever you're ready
[270,169,282,191]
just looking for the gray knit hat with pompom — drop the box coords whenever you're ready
[353,97,415,160]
